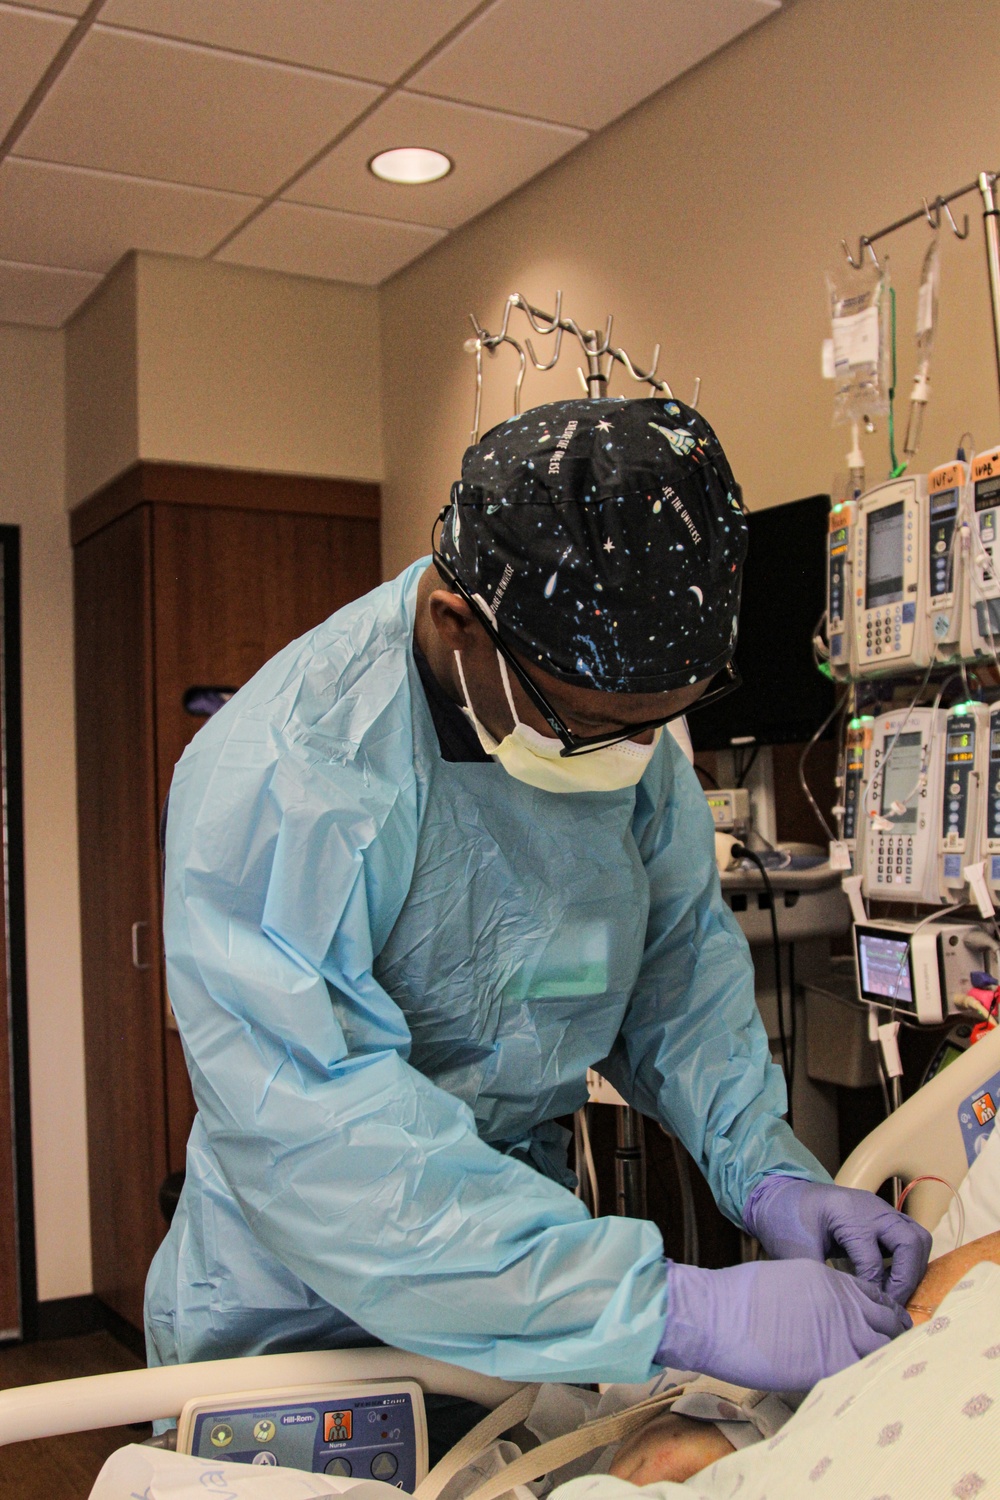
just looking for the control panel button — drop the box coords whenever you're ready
[254,1420,276,1444]
[251,1452,279,1467]
[371,1453,399,1480]
[325,1459,353,1477]
[210,1424,234,1449]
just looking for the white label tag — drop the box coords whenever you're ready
[832,305,879,370]
[829,839,851,871]
[917,278,934,335]
[821,338,835,379]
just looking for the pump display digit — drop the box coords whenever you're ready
[926,459,968,659]
[827,500,856,677]
[853,476,931,675]
[938,702,989,901]
[862,706,946,903]
[962,446,1000,661]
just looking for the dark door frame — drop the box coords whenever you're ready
[0,526,36,1342]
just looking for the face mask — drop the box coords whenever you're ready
[454,649,661,794]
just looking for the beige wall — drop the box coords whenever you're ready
[66,255,384,508]
[0,324,90,1302]
[65,258,138,510]
[136,256,383,484]
[378,0,1000,577]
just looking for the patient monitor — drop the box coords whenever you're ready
[853,476,932,675]
[853,918,998,1024]
[862,706,946,903]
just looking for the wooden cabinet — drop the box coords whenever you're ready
[73,464,380,1333]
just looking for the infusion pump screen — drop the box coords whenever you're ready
[866,502,905,607]
[976,474,1000,511]
[857,931,914,1008]
[879,730,923,828]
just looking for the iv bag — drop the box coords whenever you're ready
[827,260,890,425]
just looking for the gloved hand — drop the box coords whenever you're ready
[657,1257,911,1391]
[742,1176,932,1305]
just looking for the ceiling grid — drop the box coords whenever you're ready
[0,0,779,328]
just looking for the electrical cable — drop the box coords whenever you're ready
[731,842,791,1124]
[693,762,719,790]
[798,686,850,842]
[735,743,759,789]
[896,1175,965,1249]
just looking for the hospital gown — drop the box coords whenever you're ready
[145,560,823,1384]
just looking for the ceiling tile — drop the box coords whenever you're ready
[0,4,75,139]
[99,0,486,84]
[0,157,259,273]
[216,200,444,286]
[14,24,383,196]
[0,258,100,327]
[409,0,780,130]
[286,92,586,230]
[2,2,89,15]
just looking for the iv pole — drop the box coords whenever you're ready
[842,170,1000,419]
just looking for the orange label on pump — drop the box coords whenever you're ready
[973,448,1000,484]
[929,461,968,492]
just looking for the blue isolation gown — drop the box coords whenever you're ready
[145,561,824,1384]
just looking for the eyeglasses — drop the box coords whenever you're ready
[431,529,742,756]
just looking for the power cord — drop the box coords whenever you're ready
[731,842,792,1126]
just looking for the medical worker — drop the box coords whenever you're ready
[146,399,929,1395]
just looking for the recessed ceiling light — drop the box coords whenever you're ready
[368,147,453,185]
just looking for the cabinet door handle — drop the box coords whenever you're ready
[131,920,151,971]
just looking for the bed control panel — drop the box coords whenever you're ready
[177,1380,426,1486]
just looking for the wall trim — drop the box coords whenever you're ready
[70,461,381,547]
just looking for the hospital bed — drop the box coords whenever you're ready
[4,1025,1000,1492]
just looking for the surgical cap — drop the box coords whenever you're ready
[436,397,748,693]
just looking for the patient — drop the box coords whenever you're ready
[609,1231,1000,1486]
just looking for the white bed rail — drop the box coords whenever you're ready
[0,1347,522,1447]
[836,1022,1000,1229]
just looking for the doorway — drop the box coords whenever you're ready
[0,527,34,1342]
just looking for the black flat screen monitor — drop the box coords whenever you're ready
[688,493,836,751]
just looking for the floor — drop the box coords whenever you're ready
[0,1331,147,1500]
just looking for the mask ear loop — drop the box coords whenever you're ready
[470,592,523,730]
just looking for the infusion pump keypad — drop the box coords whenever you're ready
[184,1386,421,1485]
[866,605,905,659]
[872,833,915,889]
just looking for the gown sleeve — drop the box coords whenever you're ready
[598,736,829,1226]
[163,682,669,1387]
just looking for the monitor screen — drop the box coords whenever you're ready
[856,927,915,1009]
[879,730,923,828]
[688,493,836,750]
[865,501,905,608]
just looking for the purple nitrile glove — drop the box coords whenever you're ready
[657,1258,911,1392]
[742,1175,932,1306]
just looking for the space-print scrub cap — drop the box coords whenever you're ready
[436,396,749,693]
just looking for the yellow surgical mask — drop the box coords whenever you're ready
[454,649,660,794]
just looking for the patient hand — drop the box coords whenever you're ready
[906,1228,1000,1324]
[609,1412,735,1485]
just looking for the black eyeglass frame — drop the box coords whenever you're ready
[431,521,742,756]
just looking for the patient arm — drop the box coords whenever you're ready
[906,1228,1000,1323]
[609,1412,735,1485]
[609,1233,1000,1486]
